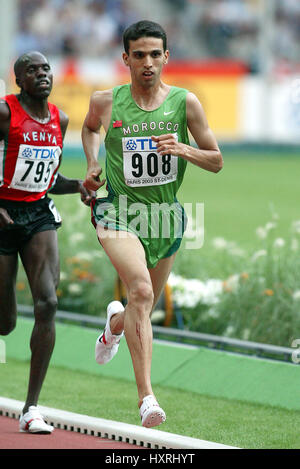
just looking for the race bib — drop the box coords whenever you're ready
[122,135,178,187]
[10,144,61,192]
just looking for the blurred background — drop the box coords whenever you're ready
[1,0,300,145]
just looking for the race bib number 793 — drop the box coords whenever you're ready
[122,135,178,187]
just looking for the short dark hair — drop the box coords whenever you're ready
[123,20,167,54]
[14,51,48,78]
[14,53,32,78]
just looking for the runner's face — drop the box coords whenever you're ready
[123,37,169,87]
[18,54,53,98]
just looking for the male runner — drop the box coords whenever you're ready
[0,51,95,433]
[82,20,222,427]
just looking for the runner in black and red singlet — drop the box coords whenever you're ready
[0,51,96,434]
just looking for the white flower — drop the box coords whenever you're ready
[265,222,277,231]
[91,250,105,259]
[256,221,277,240]
[211,237,245,257]
[242,329,251,340]
[60,271,68,281]
[224,325,235,337]
[168,272,183,288]
[151,309,165,324]
[273,238,285,248]
[76,251,93,261]
[201,279,223,304]
[292,220,300,234]
[206,308,220,319]
[256,227,267,239]
[251,249,267,262]
[168,273,223,307]
[212,237,228,249]
[68,283,83,295]
[70,232,85,244]
[292,290,300,301]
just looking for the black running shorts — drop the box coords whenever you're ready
[0,197,62,255]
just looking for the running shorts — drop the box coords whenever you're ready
[0,197,61,255]
[91,195,187,268]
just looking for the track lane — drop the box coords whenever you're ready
[0,415,146,449]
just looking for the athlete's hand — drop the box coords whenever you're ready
[152,134,187,158]
[0,208,14,229]
[78,181,97,206]
[84,164,106,192]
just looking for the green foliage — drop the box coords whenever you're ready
[171,218,300,346]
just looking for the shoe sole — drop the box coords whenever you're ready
[142,410,166,428]
[20,429,53,434]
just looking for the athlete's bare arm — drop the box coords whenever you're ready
[49,109,95,204]
[0,101,11,140]
[82,90,113,191]
[152,92,223,173]
[0,101,14,227]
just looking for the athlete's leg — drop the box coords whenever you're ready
[110,253,177,335]
[148,253,177,311]
[0,254,18,335]
[19,230,59,414]
[97,225,154,403]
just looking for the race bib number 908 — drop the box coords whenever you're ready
[122,135,178,187]
[10,144,61,192]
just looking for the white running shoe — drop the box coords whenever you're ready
[19,406,54,434]
[140,395,166,428]
[95,301,124,365]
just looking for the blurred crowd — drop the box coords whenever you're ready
[164,0,300,72]
[16,0,300,72]
[16,0,138,58]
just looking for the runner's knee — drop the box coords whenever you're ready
[34,296,58,323]
[128,280,154,311]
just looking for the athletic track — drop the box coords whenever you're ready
[0,415,144,449]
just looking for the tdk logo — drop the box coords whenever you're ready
[123,137,157,152]
[22,148,33,158]
[126,139,137,151]
[20,145,60,160]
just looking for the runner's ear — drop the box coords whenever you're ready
[122,52,129,67]
[163,50,169,65]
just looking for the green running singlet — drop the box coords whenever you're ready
[92,84,190,268]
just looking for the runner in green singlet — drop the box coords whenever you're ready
[82,20,223,427]
[91,84,190,268]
